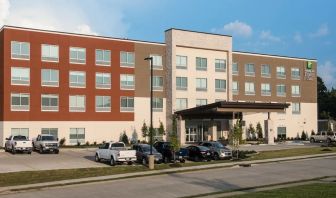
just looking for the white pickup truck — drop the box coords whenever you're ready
[4,135,33,154]
[33,134,59,154]
[310,131,336,143]
[95,142,137,166]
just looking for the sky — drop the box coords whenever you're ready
[0,0,335,89]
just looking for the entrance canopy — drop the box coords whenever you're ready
[175,101,290,119]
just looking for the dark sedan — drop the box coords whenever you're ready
[132,144,163,165]
[186,145,212,162]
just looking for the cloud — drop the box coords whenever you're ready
[0,0,10,26]
[212,20,252,38]
[75,24,98,35]
[318,61,336,89]
[293,32,303,43]
[259,30,281,42]
[309,24,329,38]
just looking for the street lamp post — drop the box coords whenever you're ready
[144,56,154,169]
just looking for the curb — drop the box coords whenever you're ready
[0,153,335,194]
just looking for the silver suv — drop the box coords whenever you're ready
[199,141,232,160]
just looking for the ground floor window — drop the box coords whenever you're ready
[69,128,85,144]
[11,128,29,138]
[277,127,286,140]
[41,128,58,138]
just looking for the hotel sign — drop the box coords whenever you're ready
[305,61,314,80]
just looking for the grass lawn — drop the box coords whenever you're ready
[225,183,336,198]
[0,147,335,187]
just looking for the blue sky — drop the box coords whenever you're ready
[1,0,335,88]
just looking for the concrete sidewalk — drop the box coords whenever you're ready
[1,152,335,194]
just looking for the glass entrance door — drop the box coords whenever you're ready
[185,127,197,142]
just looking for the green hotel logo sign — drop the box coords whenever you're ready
[307,61,313,70]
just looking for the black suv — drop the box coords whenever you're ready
[153,141,185,163]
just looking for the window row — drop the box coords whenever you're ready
[232,63,302,80]
[10,67,164,91]
[176,77,226,92]
[176,55,226,72]
[232,82,301,97]
[11,41,163,68]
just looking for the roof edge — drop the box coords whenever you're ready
[233,50,317,62]
[165,28,232,37]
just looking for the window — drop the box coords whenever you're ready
[11,128,29,137]
[176,55,187,69]
[95,96,111,112]
[277,84,286,97]
[69,47,86,64]
[196,57,207,71]
[261,83,271,96]
[120,51,135,67]
[196,78,207,91]
[176,77,188,90]
[69,95,85,112]
[95,49,111,66]
[215,59,226,72]
[11,41,30,60]
[96,73,111,89]
[120,97,134,112]
[276,66,286,79]
[11,93,29,111]
[69,128,85,144]
[245,82,255,95]
[120,74,135,90]
[151,55,163,69]
[41,69,59,87]
[232,62,238,75]
[41,128,58,138]
[292,103,301,114]
[291,68,300,80]
[41,94,59,111]
[232,81,239,95]
[196,99,207,107]
[11,67,30,85]
[245,63,255,76]
[176,98,187,110]
[153,98,163,112]
[215,79,226,92]
[152,76,163,91]
[291,85,300,97]
[41,44,59,62]
[277,127,286,140]
[69,71,86,88]
[261,64,271,77]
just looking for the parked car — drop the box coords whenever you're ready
[95,142,137,166]
[186,145,212,162]
[199,141,232,160]
[4,135,32,154]
[132,144,163,165]
[33,134,59,154]
[153,141,186,163]
[310,131,336,143]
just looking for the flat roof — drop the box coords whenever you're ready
[233,51,317,62]
[165,28,232,37]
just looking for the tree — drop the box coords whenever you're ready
[317,76,336,119]
[158,121,166,136]
[141,121,148,142]
[229,119,243,159]
[256,122,263,139]
[247,124,256,140]
[169,115,180,162]
[131,129,138,144]
[311,130,316,136]
[301,130,307,140]
[121,131,129,145]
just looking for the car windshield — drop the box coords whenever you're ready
[142,146,158,153]
[198,146,209,151]
[13,135,27,140]
[212,142,225,148]
[111,143,124,147]
[41,136,57,141]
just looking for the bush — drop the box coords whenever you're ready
[121,131,129,145]
[256,122,263,139]
[311,130,316,136]
[93,141,97,146]
[85,141,90,146]
[301,131,307,140]
[77,141,81,146]
[59,138,66,146]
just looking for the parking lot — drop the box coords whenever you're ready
[0,142,322,173]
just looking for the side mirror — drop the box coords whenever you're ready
[5,138,9,140]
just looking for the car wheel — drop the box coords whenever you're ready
[326,138,331,144]
[39,146,44,154]
[127,161,133,165]
[11,146,16,154]
[28,151,32,155]
[310,138,315,143]
[194,156,200,162]
[110,157,116,166]
[142,158,147,165]
[95,154,100,162]
[180,159,185,163]
[54,150,59,154]
[214,153,220,160]
[164,157,170,163]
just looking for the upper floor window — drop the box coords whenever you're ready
[11,41,30,60]
[95,96,111,112]
[232,81,239,95]
[11,67,30,86]
[176,98,188,110]
[215,79,226,92]
[152,76,163,91]
[276,66,286,79]
[69,95,86,112]
[150,55,163,70]
[261,83,271,96]
[291,68,300,80]
[196,99,207,107]
[41,69,59,87]
[11,93,29,111]
[245,82,255,95]
[96,49,111,66]
[96,72,111,89]
[176,55,187,69]
[41,44,59,62]
[196,57,207,71]
[41,94,59,112]
[196,78,207,91]
[292,103,301,114]
[277,84,286,97]
[215,59,226,72]
[153,98,163,112]
[176,77,188,90]
[70,47,86,64]
[120,97,134,112]
[69,71,86,88]
[245,63,255,76]
[232,62,238,75]
[120,51,135,67]
[291,85,300,97]
[120,74,135,90]
[261,64,271,77]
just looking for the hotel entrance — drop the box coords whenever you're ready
[185,120,209,143]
